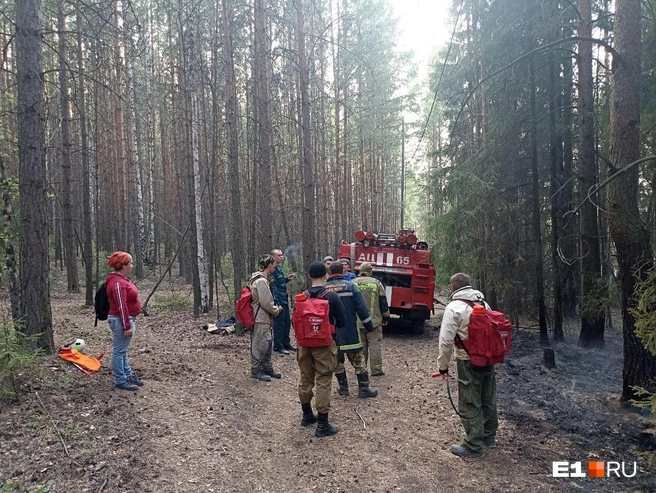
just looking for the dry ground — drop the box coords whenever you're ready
[1,276,655,493]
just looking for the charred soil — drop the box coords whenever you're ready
[1,283,654,493]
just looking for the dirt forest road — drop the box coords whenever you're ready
[1,287,654,493]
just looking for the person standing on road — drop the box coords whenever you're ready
[270,249,297,355]
[352,262,390,376]
[106,252,143,391]
[436,272,498,458]
[250,255,283,382]
[325,262,378,398]
[296,261,346,437]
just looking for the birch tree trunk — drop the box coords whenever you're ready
[125,15,147,272]
[191,91,209,313]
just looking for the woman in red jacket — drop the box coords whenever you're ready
[106,252,142,391]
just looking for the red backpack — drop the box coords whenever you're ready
[292,290,334,347]
[456,302,512,367]
[235,274,266,329]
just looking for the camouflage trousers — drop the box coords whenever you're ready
[297,342,338,414]
[359,325,383,373]
[250,323,273,374]
[335,349,367,375]
[457,359,498,453]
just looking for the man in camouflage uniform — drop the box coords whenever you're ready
[352,262,390,376]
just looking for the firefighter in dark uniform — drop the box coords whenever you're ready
[270,249,296,354]
[324,262,378,398]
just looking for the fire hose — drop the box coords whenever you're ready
[432,372,481,420]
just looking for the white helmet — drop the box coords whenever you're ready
[71,338,86,352]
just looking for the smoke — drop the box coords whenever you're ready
[284,242,302,262]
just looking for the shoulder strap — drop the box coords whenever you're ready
[306,288,329,299]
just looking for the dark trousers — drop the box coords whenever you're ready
[272,303,291,350]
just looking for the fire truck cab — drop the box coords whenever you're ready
[338,229,436,332]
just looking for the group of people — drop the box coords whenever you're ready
[103,249,498,458]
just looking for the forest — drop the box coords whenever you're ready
[1,0,656,491]
[1,0,656,443]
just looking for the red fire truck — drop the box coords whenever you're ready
[338,229,436,332]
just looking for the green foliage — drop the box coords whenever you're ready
[0,318,45,400]
[629,386,656,418]
[630,271,656,356]
[628,272,656,418]
[580,277,611,318]
[0,482,18,493]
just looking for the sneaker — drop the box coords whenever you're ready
[273,348,290,355]
[484,437,497,448]
[284,345,297,352]
[251,372,272,382]
[451,444,484,458]
[115,381,139,391]
[127,374,144,387]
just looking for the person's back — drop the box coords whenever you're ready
[295,261,346,437]
[352,262,389,376]
[324,262,378,398]
[436,272,498,459]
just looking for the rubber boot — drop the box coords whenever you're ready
[300,403,318,427]
[335,372,349,396]
[314,412,339,437]
[357,372,378,398]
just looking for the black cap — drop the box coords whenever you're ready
[308,261,327,278]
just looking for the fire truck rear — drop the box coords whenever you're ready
[338,229,435,332]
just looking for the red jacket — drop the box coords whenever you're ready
[106,272,141,330]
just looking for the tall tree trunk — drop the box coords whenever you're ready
[125,15,146,275]
[548,47,564,342]
[58,2,79,293]
[76,8,93,305]
[560,32,578,318]
[529,46,549,346]
[16,0,53,351]
[607,0,656,400]
[0,155,21,321]
[222,0,246,296]
[297,0,316,269]
[578,0,605,347]
[191,91,209,313]
[254,0,273,254]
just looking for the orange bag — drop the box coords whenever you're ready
[58,347,102,372]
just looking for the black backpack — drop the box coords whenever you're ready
[94,283,110,326]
